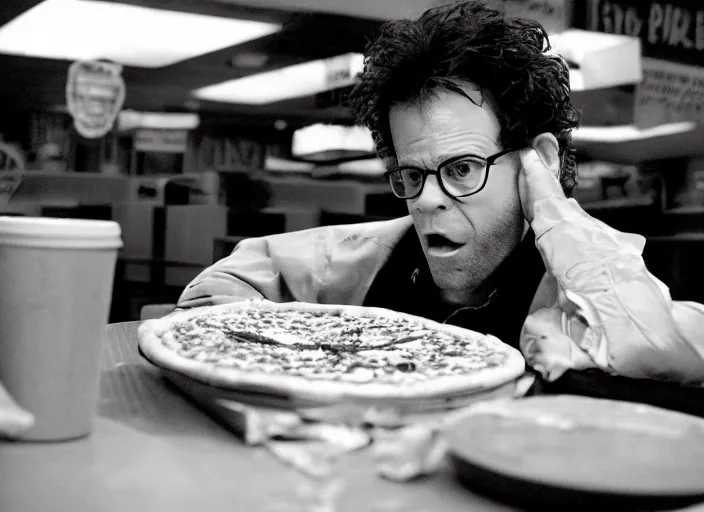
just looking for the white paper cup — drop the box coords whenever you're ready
[0,216,122,441]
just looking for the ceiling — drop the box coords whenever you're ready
[209,0,443,20]
[0,0,395,128]
[0,0,635,132]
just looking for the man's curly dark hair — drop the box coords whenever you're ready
[348,0,581,196]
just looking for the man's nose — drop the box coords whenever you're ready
[412,174,452,212]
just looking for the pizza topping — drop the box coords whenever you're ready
[299,349,326,361]
[394,339,425,351]
[344,367,376,383]
[395,362,416,372]
[261,330,313,347]
[156,304,516,388]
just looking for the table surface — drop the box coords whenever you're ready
[0,321,516,512]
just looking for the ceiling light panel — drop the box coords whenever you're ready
[193,53,364,104]
[0,0,281,67]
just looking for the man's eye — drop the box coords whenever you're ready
[404,169,423,184]
[445,159,483,178]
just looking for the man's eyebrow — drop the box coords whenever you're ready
[394,159,425,169]
[395,153,467,169]
[394,138,503,168]
[436,152,481,162]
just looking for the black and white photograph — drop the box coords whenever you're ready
[1,1,704,511]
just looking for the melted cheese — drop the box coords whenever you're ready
[261,329,313,346]
[344,368,375,383]
[298,349,326,361]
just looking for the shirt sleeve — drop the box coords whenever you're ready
[176,229,328,309]
[175,219,406,310]
[520,197,704,387]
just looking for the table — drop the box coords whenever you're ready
[0,321,515,512]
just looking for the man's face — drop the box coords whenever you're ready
[388,83,525,306]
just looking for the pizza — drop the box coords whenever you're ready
[137,300,525,403]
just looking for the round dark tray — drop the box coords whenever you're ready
[446,395,704,511]
[450,453,704,512]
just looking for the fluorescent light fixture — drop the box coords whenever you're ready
[193,53,364,104]
[572,122,704,163]
[118,111,201,131]
[264,156,314,172]
[548,29,642,91]
[337,157,385,176]
[0,0,281,67]
[573,122,697,143]
[292,123,375,161]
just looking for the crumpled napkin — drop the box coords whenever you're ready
[212,374,536,482]
[367,373,536,482]
[371,425,447,481]
[214,399,370,479]
[0,381,34,439]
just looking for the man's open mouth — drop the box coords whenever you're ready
[425,234,464,253]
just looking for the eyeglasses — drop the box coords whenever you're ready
[384,148,517,200]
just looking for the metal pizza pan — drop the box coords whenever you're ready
[445,395,704,511]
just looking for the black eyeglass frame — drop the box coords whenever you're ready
[384,147,518,200]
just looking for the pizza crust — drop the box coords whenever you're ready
[138,300,525,403]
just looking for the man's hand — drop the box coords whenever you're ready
[518,147,565,223]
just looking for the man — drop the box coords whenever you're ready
[177,1,704,388]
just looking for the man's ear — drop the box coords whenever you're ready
[529,133,560,180]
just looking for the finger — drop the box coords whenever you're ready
[0,381,35,439]
[519,148,562,194]
[0,409,35,439]
[519,147,555,177]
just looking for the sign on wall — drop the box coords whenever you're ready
[587,1,704,128]
[635,57,704,128]
[66,60,126,139]
[588,0,704,67]
[324,53,364,90]
[134,129,188,153]
[198,135,265,170]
